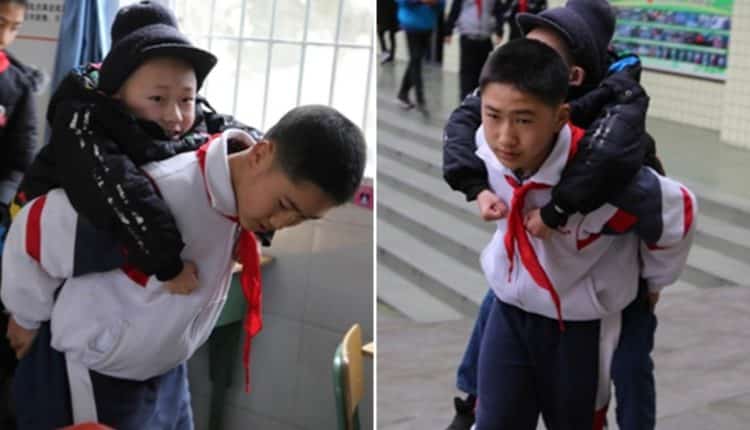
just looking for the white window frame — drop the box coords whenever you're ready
[173,0,374,135]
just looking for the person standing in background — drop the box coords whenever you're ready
[0,0,37,236]
[378,0,400,64]
[506,0,547,40]
[396,0,445,115]
[0,1,40,427]
[444,0,508,101]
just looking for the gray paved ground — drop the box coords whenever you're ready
[377,60,750,429]
[379,286,750,429]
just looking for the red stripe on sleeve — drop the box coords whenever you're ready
[121,263,149,287]
[25,196,47,262]
[567,124,585,161]
[681,186,694,238]
[606,209,638,233]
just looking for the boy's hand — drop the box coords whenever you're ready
[476,190,508,221]
[524,209,553,239]
[163,261,200,295]
[7,316,37,359]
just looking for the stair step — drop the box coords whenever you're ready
[378,181,487,254]
[378,265,463,323]
[378,220,487,307]
[379,156,732,287]
[686,246,750,286]
[378,156,474,218]
[379,111,750,234]
[378,108,444,146]
[697,213,750,246]
[379,128,442,167]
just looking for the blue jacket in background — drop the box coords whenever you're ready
[396,0,444,31]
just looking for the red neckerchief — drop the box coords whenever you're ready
[503,176,561,328]
[475,0,482,19]
[197,139,262,394]
[519,0,528,13]
[502,125,584,331]
[0,51,9,73]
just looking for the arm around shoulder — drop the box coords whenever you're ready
[443,91,490,201]
[543,72,651,226]
[49,103,185,281]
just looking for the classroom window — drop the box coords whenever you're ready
[170,0,376,178]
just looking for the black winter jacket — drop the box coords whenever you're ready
[0,52,39,213]
[442,53,663,228]
[16,64,263,280]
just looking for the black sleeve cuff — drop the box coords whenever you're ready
[463,183,491,202]
[155,259,184,282]
[540,202,569,229]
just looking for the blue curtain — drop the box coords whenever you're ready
[50,0,118,97]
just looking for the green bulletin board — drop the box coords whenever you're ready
[610,1,733,81]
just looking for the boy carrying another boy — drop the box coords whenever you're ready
[2,101,366,428]
[473,38,695,429]
[1,5,368,424]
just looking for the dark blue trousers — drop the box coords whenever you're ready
[612,284,657,429]
[459,286,656,430]
[456,288,494,395]
[476,299,600,430]
[13,323,193,430]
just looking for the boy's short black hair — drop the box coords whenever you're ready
[479,38,569,107]
[265,105,367,205]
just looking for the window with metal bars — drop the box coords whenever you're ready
[169,0,376,177]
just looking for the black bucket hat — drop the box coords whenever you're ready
[98,2,216,94]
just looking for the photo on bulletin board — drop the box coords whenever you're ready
[610,0,733,81]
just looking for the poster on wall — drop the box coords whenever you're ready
[610,0,733,81]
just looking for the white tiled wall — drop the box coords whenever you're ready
[188,202,374,430]
[641,72,723,131]
[721,0,750,149]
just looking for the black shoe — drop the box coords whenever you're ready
[397,94,414,110]
[380,54,394,65]
[416,102,430,118]
[446,395,475,430]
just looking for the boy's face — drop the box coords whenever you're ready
[0,2,25,51]
[231,140,336,233]
[115,57,197,139]
[481,82,568,176]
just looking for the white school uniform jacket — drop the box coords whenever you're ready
[1,129,250,381]
[475,124,697,322]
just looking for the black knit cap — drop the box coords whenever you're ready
[98,1,217,94]
[111,0,179,44]
[517,0,616,85]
